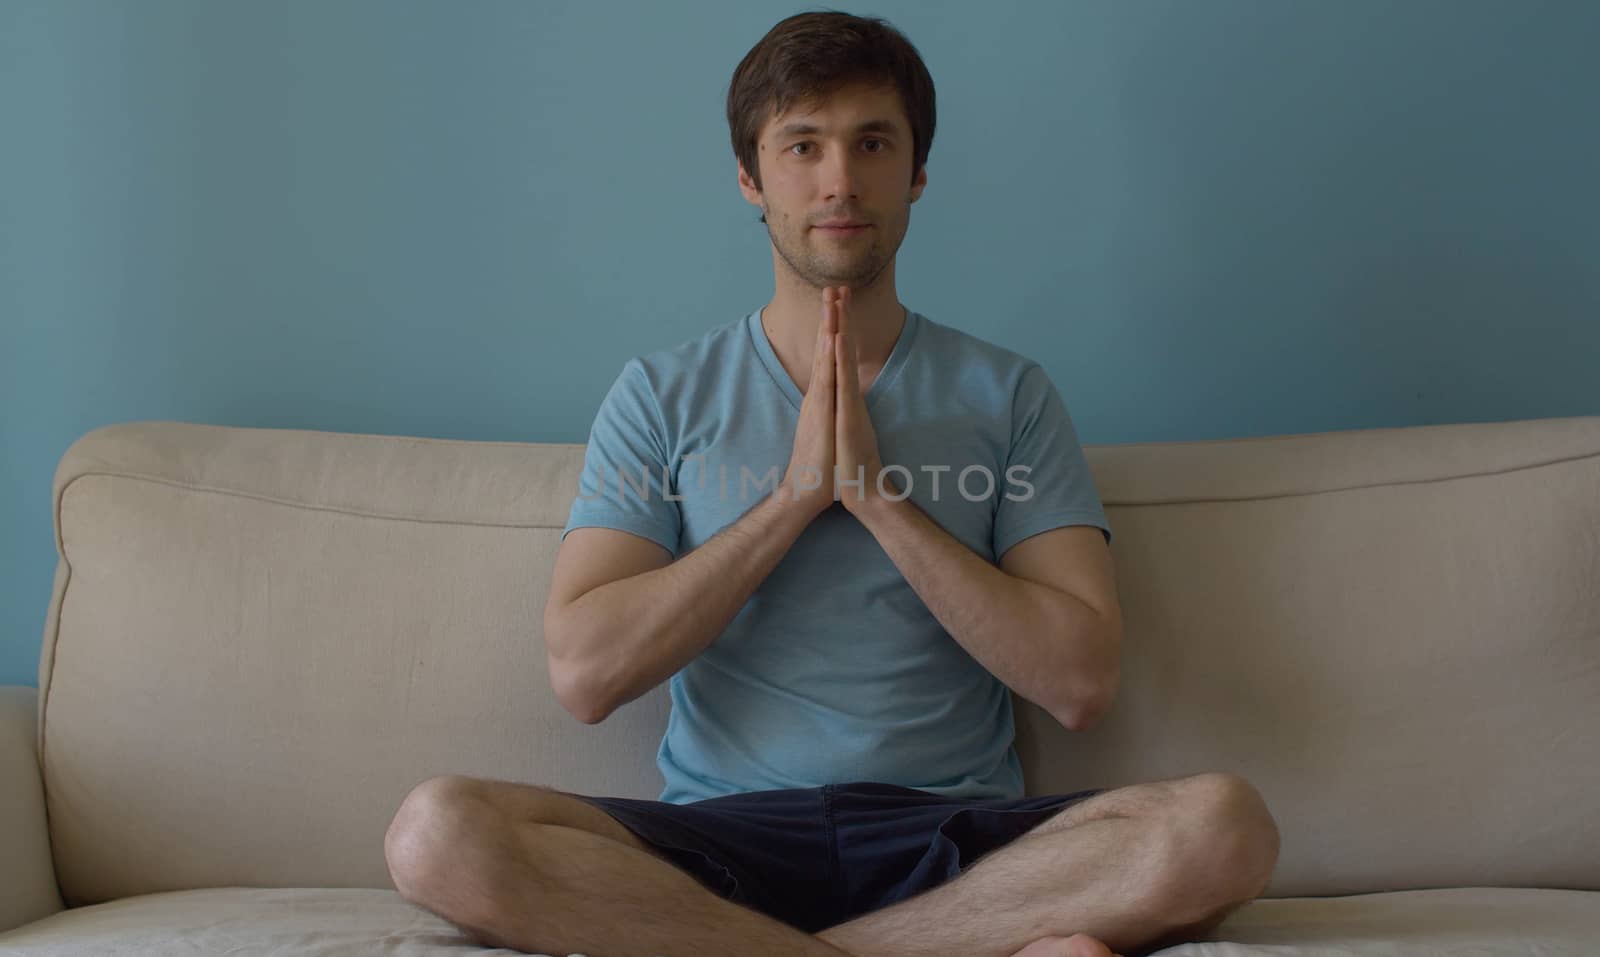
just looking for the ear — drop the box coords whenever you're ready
[909,164,929,204]
[737,161,764,209]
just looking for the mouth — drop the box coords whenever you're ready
[814,224,870,235]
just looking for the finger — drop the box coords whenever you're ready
[835,286,848,343]
[820,316,836,422]
[834,332,853,440]
[808,294,841,407]
[834,288,859,394]
[838,334,851,460]
[839,327,861,400]
[835,330,846,398]
[813,293,834,372]
[812,309,833,384]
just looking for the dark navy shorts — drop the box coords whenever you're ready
[572,780,1106,934]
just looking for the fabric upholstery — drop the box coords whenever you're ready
[1,886,1596,955]
[18,417,1600,950]
[0,686,63,933]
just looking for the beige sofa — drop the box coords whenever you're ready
[2,417,1597,955]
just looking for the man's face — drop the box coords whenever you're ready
[740,82,928,289]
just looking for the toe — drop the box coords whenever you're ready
[1063,934,1115,957]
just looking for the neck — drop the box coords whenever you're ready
[760,273,906,389]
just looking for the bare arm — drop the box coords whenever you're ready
[828,284,1120,732]
[545,301,841,723]
[546,491,822,722]
[853,494,1120,730]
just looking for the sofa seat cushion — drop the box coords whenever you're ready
[0,886,1595,955]
[0,888,511,955]
[1190,886,1600,954]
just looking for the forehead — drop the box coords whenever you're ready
[762,83,908,139]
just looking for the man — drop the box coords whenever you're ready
[384,11,1279,957]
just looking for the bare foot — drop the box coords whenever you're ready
[1008,932,1125,957]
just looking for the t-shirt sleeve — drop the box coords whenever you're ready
[561,358,682,558]
[992,363,1112,560]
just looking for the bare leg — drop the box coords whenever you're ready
[384,775,857,957]
[816,772,1280,957]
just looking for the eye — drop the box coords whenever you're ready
[789,138,889,156]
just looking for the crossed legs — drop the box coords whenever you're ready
[384,771,1279,957]
[815,773,1279,957]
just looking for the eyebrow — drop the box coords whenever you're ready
[775,119,900,138]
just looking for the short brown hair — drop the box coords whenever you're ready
[727,10,936,223]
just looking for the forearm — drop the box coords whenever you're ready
[561,488,814,722]
[853,494,1117,729]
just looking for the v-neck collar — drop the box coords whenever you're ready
[747,305,921,414]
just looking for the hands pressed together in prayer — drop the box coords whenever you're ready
[780,285,903,520]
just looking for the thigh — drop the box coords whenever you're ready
[1022,773,1220,838]
[459,777,669,862]
[829,780,1108,923]
[572,785,839,933]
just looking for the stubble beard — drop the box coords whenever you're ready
[766,206,896,290]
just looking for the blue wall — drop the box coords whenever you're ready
[3,0,1597,687]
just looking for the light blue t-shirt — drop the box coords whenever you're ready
[562,307,1112,804]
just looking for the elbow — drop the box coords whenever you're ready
[549,658,612,725]
[544,608,612,725]
[570,699,612,726]
[1057,628,1120,732]
[1056,685,1113,732]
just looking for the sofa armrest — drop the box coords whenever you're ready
[0,686,63,932]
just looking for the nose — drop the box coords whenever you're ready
[821,146,863,205]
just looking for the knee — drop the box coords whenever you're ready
[1153,772,1280,923]
[385,775,495,905]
